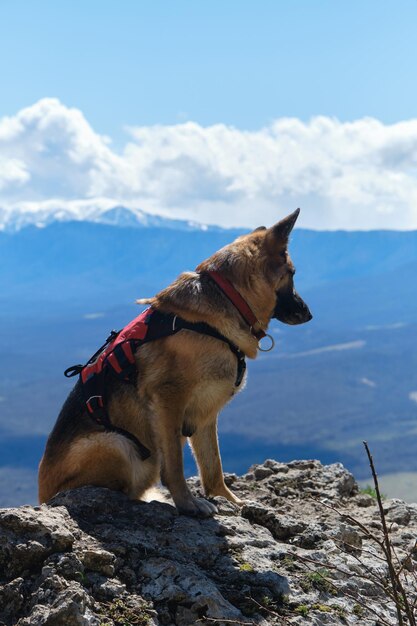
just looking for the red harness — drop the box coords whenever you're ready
[64,272,265,458]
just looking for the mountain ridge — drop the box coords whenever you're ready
[3,203,417,235]
[0,205,229,233]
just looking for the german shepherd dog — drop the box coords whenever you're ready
[38,209,312,516]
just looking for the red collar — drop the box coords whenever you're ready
[205,270,266,341]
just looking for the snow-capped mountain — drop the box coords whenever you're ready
[94,206,215,232]
[0,205,221,233]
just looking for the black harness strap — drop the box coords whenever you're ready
[163,313,246,387]
[129,309,246,386]
[65,308,246,460]
[84,363,152,460]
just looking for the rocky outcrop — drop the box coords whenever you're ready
[1,459,416,625]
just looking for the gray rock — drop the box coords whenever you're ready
[333,523,363,553]
[241,502,306,540]
[91,575,126,600]
[18,583,93,626]
[254,466,274,480]
[81,548,116,576]
[140,556,242,623]
[355,493,375,508]
[0,577,24,622]
[385,501,412,525]
[0,459,414,625]
[0,506,74,578]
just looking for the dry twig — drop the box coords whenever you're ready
[245,595,288,623]
[196,618,253,626]
[364,440,416,626]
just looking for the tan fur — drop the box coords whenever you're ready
[39,214,305,516]
[39,432,159,502]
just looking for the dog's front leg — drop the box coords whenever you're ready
[154,402,217,517]
[190,419,243,506]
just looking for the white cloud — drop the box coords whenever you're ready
[361,377,376,388]
[279,340,366,358]
[2,98,417,229]
[365,322,407,331]
[0,156,29,190]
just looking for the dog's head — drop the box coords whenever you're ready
[265,209,312,325]
[197,208,312,327]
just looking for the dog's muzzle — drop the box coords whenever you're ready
[273,288,313,325]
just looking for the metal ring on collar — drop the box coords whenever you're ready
[258,333,275,352]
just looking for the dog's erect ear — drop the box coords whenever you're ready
[267,208,300,242]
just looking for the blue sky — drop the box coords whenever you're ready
[1,1,417,139]
[1,1,417,229]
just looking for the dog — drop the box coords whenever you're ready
[38,208,312,516]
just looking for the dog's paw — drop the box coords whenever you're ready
[209,485,244,507]
[226,493,244,507]
[177,496,218,518]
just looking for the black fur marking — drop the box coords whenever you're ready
[182,422,196,437]
[273,285,312,325]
